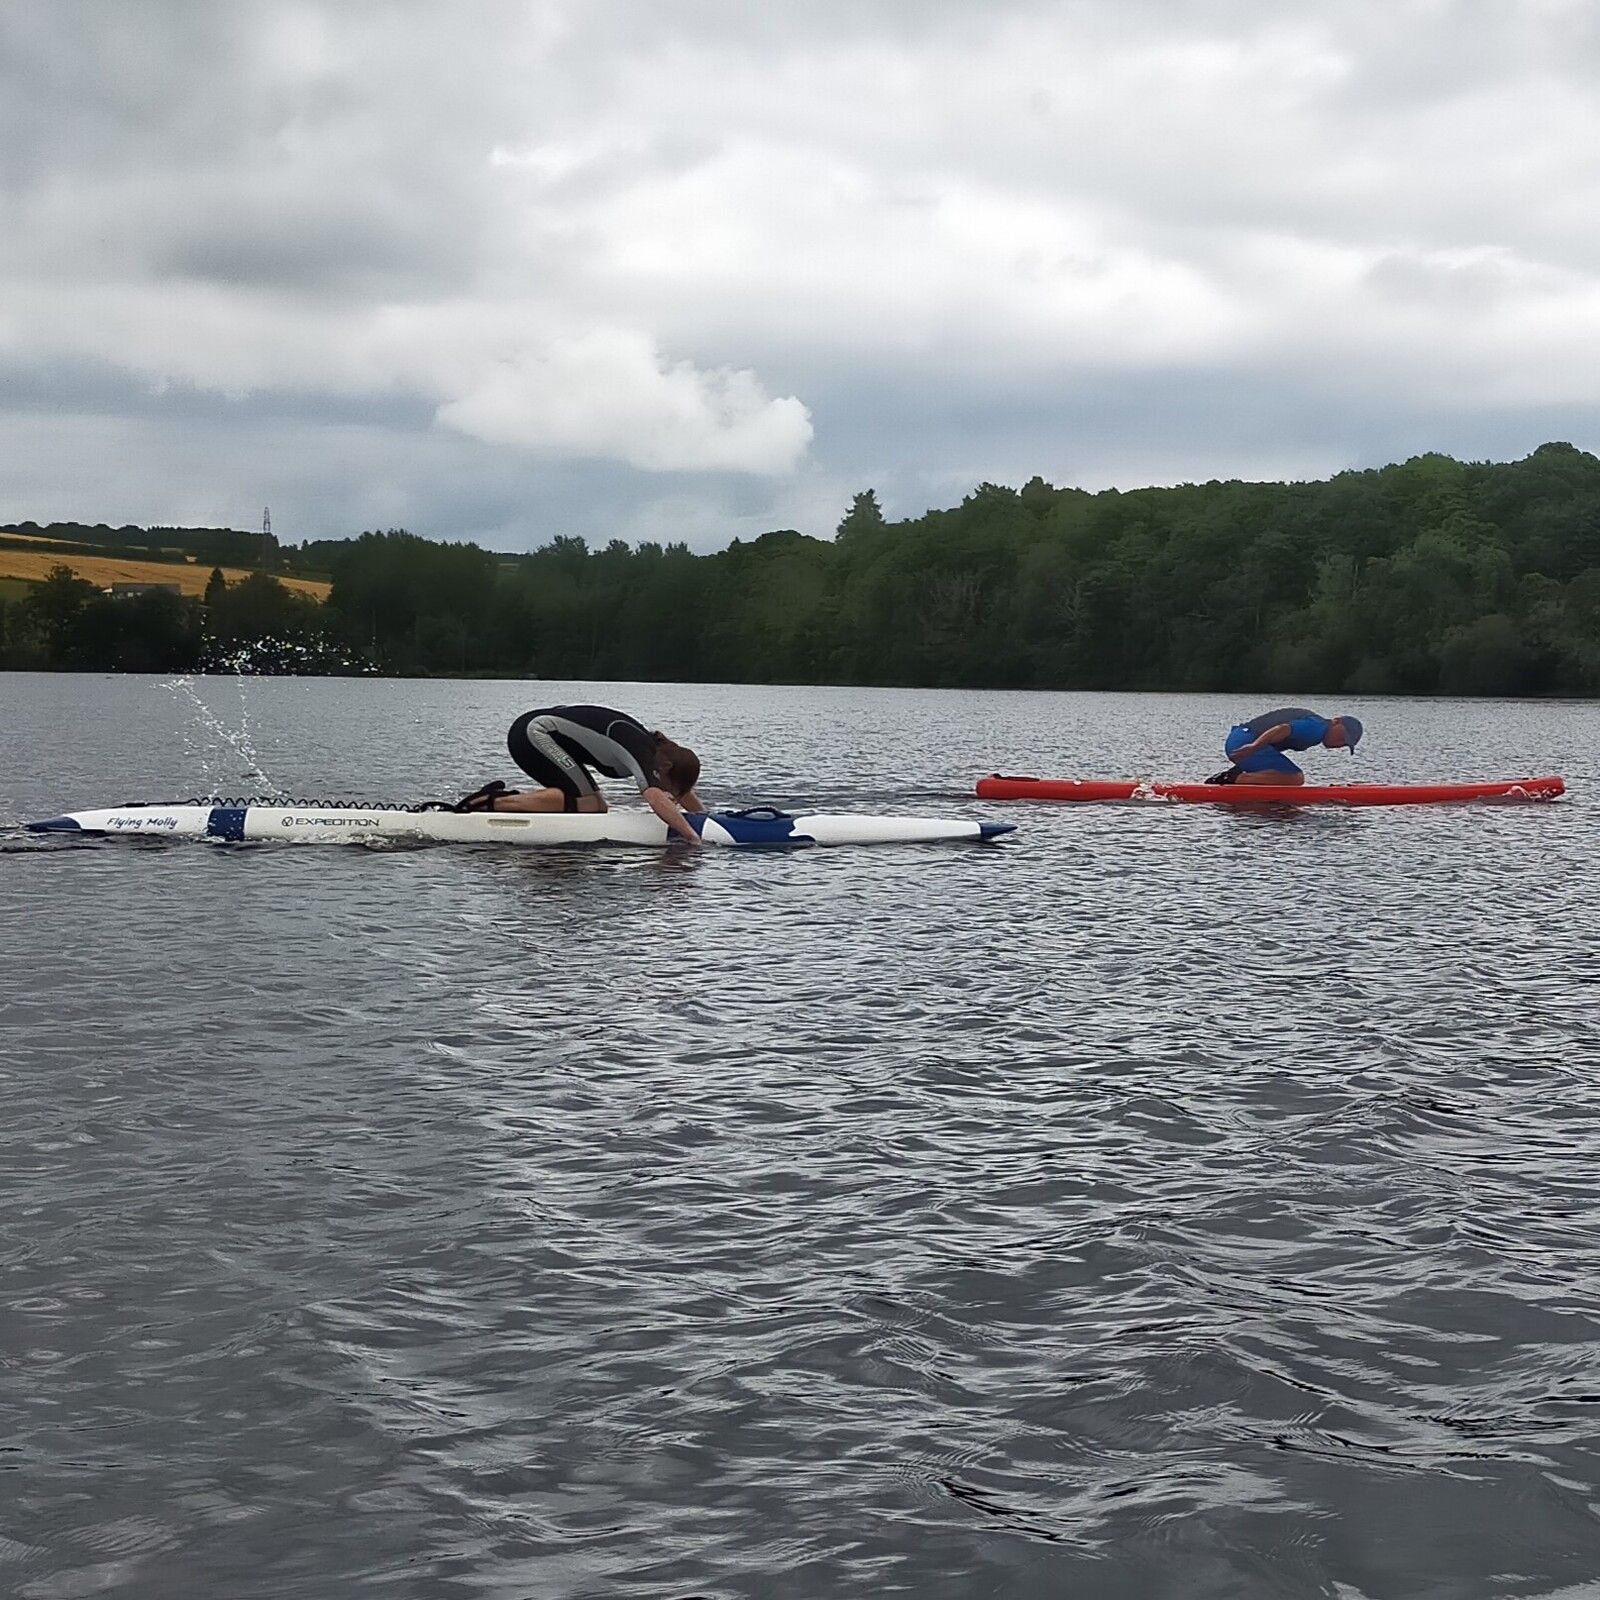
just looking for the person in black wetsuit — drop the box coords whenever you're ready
[457,705,705,844]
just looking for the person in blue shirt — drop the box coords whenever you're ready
[1208,707,1364,786]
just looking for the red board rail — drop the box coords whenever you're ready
[974,775,1567,806]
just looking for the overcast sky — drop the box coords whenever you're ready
[4,0,1599,552]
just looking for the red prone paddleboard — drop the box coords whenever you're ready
[975,775,1566,806]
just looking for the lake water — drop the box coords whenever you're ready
[3,672,1598,1599]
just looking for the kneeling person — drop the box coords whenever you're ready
[1214,707,1363,787]
[462,704,704,844]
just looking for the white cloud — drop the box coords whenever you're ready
[434,328,812,473]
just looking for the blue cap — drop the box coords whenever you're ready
[1341,715,1363,751]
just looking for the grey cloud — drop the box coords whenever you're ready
[797,360,1600,509]
[1363,252,1525,310]
[2,2,516,293]
[150,192,476,297]
[0,5,245,184]
[0,356,435,433]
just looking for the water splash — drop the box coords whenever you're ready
[160,674,281,797]
[159,635,376,796]
[200,634,379,677]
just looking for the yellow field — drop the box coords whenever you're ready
[0,547,331,601]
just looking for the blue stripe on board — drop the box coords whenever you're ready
[713,812,803,845]
[206,807,247,841]
[979,822,1017,839]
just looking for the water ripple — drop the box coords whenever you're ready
[4,678,1599,1597]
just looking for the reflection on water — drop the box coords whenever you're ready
[2,674,1597,1599]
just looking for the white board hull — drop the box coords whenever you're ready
[27,803,1015,849]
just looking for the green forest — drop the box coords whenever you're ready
[3,442,1598,694]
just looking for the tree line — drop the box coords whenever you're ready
[3,442,1598,694]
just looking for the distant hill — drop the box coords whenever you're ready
[0,520,281,570]
[0,544,330,600]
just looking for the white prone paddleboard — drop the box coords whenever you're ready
[26,802,1016,848]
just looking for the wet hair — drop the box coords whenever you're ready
[654,736,700,797]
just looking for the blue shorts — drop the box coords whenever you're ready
[1225,724,1301,776]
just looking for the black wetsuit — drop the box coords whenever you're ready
[507,705,667,810]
